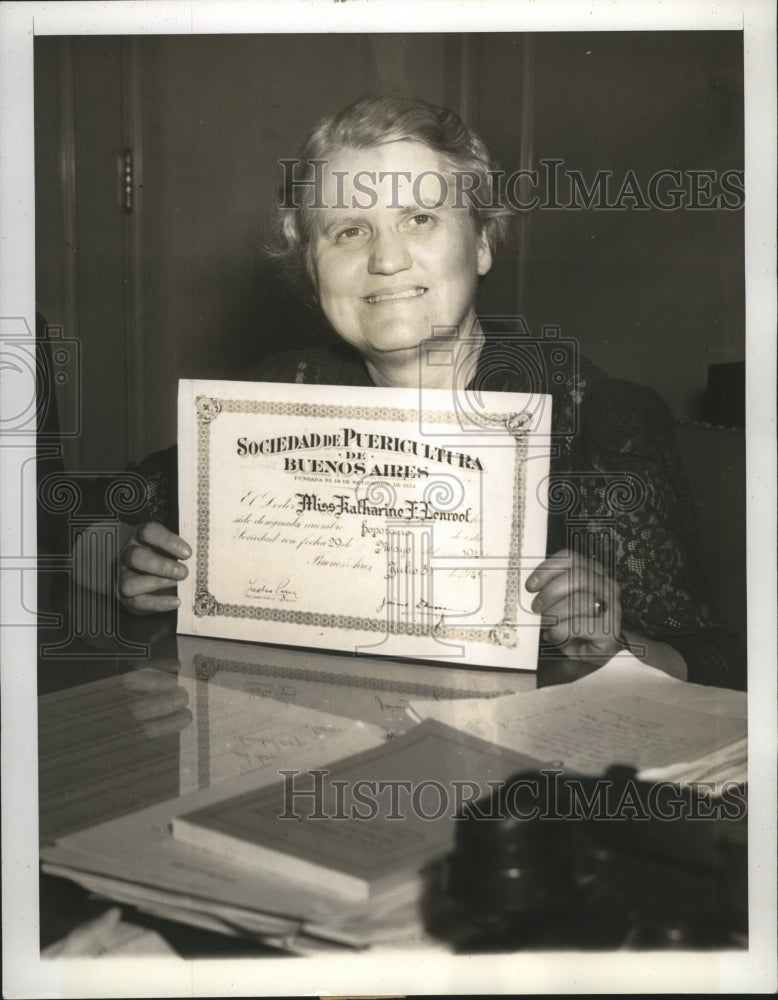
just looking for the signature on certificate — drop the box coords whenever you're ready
[244,578,299,603]
[375,595,458,632]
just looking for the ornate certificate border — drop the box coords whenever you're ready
[192,395,529,648]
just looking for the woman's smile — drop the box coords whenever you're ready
[362,286,428,305]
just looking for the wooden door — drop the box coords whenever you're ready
[35,36,143,472]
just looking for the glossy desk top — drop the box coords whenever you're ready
[44,575,736,956]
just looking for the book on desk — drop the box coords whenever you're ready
[171,719,546,905]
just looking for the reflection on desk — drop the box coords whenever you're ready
[37,582,747,956]
[39,625,537,839]
[38,615,541,954]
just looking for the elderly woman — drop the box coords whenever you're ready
[110,95,744,689]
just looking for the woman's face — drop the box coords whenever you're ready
[309,141,492,372]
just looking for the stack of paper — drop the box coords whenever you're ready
[408,652,747,792]
[41,716,542,952]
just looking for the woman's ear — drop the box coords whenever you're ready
[476,228,493,277]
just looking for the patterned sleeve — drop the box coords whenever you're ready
[577,380,746,689]
[123,445,179,534]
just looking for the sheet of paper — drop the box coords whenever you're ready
[40,865,303,939]
[41,908,179,959]
[42,861,436,952]
[408,652,747,782]
[177,378,552,670]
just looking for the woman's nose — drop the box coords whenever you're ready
[367,229,412,274]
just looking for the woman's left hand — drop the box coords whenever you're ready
[526,548,623,663]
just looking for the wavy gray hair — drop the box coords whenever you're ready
[267,94,514,294]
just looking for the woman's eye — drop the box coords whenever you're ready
[408,213,434,227]
[336,226,364,241]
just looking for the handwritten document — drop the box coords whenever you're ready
[408,652,747,787]
[178,378,552,669]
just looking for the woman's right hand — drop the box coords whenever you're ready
[118,521,191,615]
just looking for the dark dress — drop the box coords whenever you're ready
[127,337,746,690]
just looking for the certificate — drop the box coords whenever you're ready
[178,379,552,671]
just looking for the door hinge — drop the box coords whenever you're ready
[122,147,133,214]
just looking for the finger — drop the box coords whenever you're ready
[529,560,609,614]
[525,549,578,593]
[121,543,189,581]
[123,663,181,690]
[148,657,182,675]
[541,587,618,626]
[530,571,573,615]
[541,590,621,644]
[131,687,190,721]
[540,593,578,644]
[135,522,192,560]
[119,570,183,600]
[123,591,181,614]
[121,541,185,579]
[140,708,193,738]
[540,591,595,635]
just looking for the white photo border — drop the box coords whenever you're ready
[1,1,775,996]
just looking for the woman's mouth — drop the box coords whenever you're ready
[363,287,427,304]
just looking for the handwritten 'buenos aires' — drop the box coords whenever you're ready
[236,428,483,471]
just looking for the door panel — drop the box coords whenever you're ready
[38,34,514,470]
